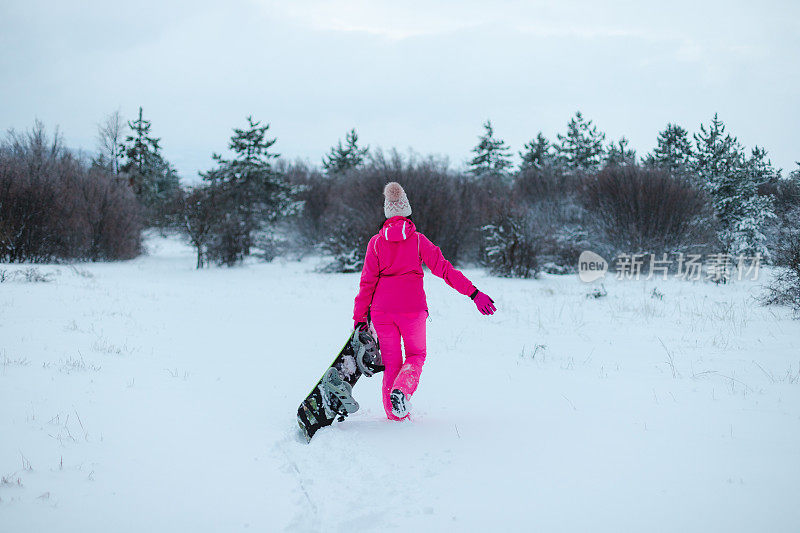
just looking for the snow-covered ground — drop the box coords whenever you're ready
[1,235,799,532]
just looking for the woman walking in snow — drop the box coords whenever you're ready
[352,182,496,420]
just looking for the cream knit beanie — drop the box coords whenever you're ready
[383,182,412,218]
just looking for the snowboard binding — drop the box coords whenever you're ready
[351,328,384,377]
[320,367,359,418]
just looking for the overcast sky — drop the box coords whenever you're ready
[1,0,798,180]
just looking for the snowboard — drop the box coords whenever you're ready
[297,328,384,442]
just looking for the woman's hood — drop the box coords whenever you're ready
[380,216,416,242]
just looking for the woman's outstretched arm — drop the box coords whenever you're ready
[418,234,476,297]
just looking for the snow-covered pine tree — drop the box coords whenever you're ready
[604,137,636,167]
[201,116,300,266]
[120,107,160,196]
[746,146,779,184]
[322,128,369,175]
[692,114,739,185]
[554,111,606,173]
[693,114,775,257]
[791,162,800,181]
[644,123,694,178]
[733,146,777,255]
[468,120,512,179]
[119,107,180,215]
[519,132,553,171]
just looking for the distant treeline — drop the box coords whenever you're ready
[2,110,799,304]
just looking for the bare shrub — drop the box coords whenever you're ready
[79,165,143,260]
[762,231,800,314]
[514,164,581,202]
[21,267,52,282]
[582,165,711,258]
[1,352,31,369]
[317,168,384,272]
[0,121,142,262]
[59,354,101,373]
[279,160,329,254]
[0,267,53,282]
[0,136,67,262]
[511,166,588,272]
[173,186,218,268]
[459,176,509,263]
[761,173,800,262]
[586,284,608,299]
[760,170,800,221]
[206,208,250,267]
[96,110,126,176]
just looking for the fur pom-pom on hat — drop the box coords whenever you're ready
[383,182,412,218]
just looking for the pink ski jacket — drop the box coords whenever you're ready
[353,216,476,322]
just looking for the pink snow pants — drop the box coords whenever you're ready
[371,310,427,420]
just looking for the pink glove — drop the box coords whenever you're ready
[471,291,496,315]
